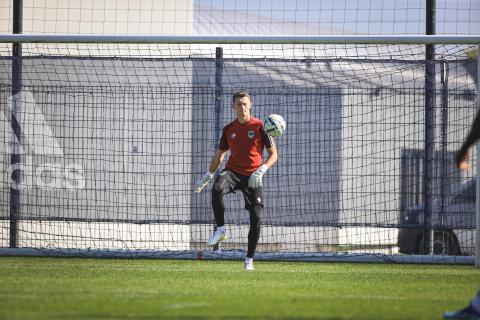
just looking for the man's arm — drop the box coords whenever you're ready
[263,143,278,169]
[248,142,278,189]
[208,149,228,173]
[194,149,228,193]
[457,111,480,171]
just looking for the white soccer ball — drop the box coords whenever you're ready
[264,114,286,138]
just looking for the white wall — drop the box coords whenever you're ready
[0,0,193,35]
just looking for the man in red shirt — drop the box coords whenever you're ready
[194,90,278,271]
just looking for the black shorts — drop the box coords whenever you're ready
[215,169,264,210]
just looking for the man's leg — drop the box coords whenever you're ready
[242,186,263,259]
[247,203,262,258]
[207,171,236,246]
[211,173,234,227]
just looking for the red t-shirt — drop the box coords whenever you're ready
[218,117,273,176]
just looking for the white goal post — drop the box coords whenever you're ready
[0,34,480,44]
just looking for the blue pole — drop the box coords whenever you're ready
[423,0,436,254]
[439,60,448,227]
[476,44,480,268]
[212,47,224,248]
[214,47,224,148]
[10,0,23,248]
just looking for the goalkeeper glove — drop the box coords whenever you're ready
[194,171,214,193]
[248,164,268,189]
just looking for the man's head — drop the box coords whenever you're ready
[232,90,252,122]
[232,90,252,104]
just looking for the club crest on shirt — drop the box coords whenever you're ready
[230,132,236,139]
[247,130,255,139]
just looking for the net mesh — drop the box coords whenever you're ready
[0,41,477,260]
[1,0,479,35]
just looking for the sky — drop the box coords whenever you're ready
[0,0,478,36]
[194,0,480,35]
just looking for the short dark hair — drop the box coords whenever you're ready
[232,90,252,103]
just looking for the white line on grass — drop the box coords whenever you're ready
[164,303,212,309]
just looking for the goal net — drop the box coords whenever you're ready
[0,36,478,263]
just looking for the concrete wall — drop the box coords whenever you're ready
[0,0,193,35]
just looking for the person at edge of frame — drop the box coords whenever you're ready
[443,111,480,320]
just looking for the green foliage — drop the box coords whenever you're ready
[466,48,478,60]
[0,257,478,320]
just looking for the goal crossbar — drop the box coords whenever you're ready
[0,34,479,44]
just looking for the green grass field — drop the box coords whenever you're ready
[0,257,478,320]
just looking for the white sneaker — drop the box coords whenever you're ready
[244,258,255,271]
[206,227,227,246]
